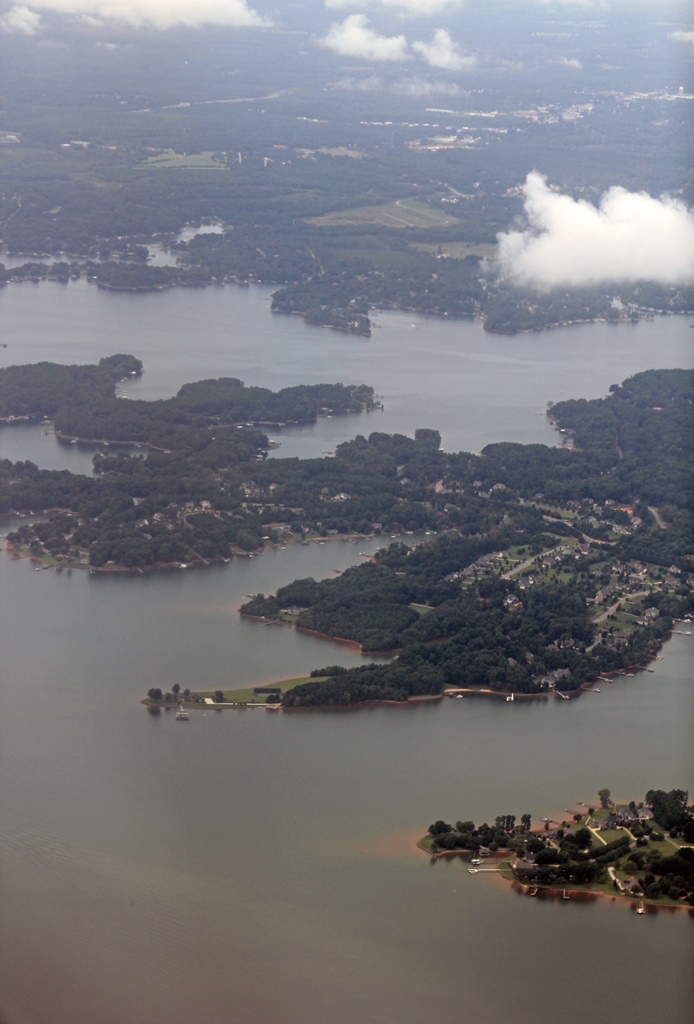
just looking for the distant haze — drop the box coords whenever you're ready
[497,172,694,289]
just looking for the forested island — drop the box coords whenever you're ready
[2,364,692,703]
[421,789,694,908]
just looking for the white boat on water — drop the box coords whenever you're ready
[175,706,189,720]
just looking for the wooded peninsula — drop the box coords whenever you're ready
[1,363,692,706]
[421,788,694,909]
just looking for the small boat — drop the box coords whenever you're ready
[471,858,482,866]
[636,902,645,914]
[175,706,189,721]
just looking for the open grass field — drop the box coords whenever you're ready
[306,198,461,230]
[296,146,365,159]
[411,241,498,260]
[191,676,326,705]
[409,603,434,615]
[142,150,227,170]
[594,828,626,844]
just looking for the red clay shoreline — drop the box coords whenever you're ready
[414,837,693,913]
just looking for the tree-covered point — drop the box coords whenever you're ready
[241,369,694,704]
[0,355,142,419]
[426,792,694,904]
[0,357,375,449]
[426,813,532,853]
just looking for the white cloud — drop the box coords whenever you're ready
[325,0,465,14]
[553,56,582,69]
[534,0,606,7]
[3,0,271,29]
[669,29,694,54]
[0,4,42,32]
[497,172,694,289]
[321,14,409,61]
[332,74,461,96]
[412,28,474,70]
[392,74,461,94]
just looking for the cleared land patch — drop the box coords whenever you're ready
[412,241,498,260]
[306,198,461,230]
[142,150,228,170]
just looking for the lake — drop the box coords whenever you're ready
[0,281,692,1024]
[1,279,692,469]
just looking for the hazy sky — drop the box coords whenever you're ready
[0,0,691,34]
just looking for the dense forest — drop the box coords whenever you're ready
[2,364,691,571]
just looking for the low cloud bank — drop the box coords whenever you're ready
[333,74,462,95]
[0,0,270,29]
[669,28,694,54]
[412,28,474,70]
[0,4,42,31]
[322,13,409,60]
[325,0,465,14]
[497,172,694,289]
[321,15,474,69]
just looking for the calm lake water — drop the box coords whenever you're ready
[1,280,692,469]
[0,282,692,1024]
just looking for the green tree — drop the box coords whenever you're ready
[598,788,612,809]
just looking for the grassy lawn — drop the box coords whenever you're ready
[191,676,326,705]
[660,833,691,850]
[595,829,627,844]
[11,546,90,571]
[195,688,278,704]
[564,815,590,830]
[528,503,578,521]
[306,198,460,230]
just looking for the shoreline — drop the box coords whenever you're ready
[3,528,381,575]
[415,837,693,914]
[5,268,690,338]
